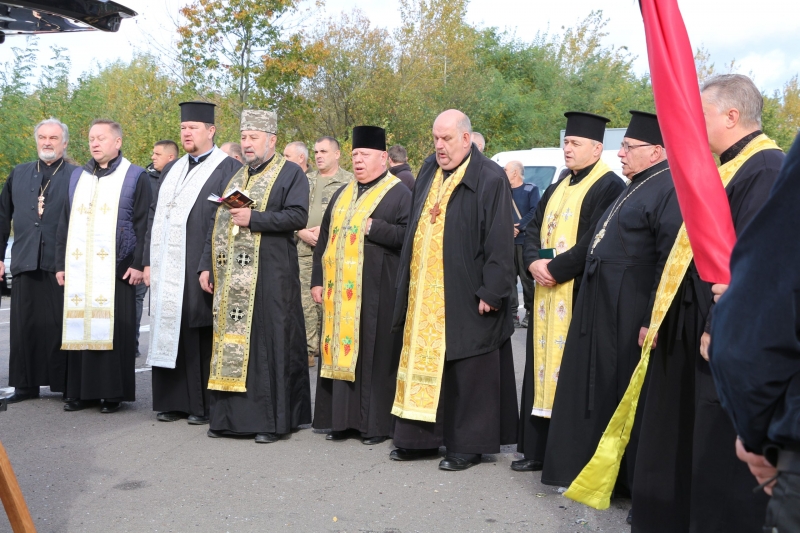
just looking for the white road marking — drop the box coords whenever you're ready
[135,367,152,373]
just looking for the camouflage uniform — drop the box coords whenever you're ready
[299,166,353,360]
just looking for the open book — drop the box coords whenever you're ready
[208,188,254,209]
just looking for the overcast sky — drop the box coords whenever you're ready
[1,0,797,93]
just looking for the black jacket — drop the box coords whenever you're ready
[389,163,415,191]
[0,159,78,274]
[392,145,515,359]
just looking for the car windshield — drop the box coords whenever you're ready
[523,166,556,194]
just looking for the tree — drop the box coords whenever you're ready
[0,37,40,175]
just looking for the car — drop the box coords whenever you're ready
[0,0,137,43]
[1,236,12,295]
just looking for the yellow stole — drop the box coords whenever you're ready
[391,157,471,422]
[565,134,781,509]
[320,175,401,381]
[533,159,611,417]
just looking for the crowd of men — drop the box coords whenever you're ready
[1,72,798,531]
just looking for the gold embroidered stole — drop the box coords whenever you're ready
[565,134,782,509]
[208,155,286,392]
[320,175,401,381]
[532,159,611,417]
[62,158,131,350]
[391,157,471,422]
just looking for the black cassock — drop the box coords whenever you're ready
[1,158,77,394]
[200,158,312,435]
[633,134,783,532]
[517,163,625,461]
[542,160,682,489]
[143,154,241,417]
[56,157,152,402]
[311,174,411,438]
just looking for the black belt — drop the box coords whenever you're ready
[764,444,800,474]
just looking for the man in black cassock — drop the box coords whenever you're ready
[513,112,624,472]
[542,112,683,502]
[56,119,152,413]
[311,126,411,445]
[0,118,78,403]
[143,102,241,425]
[200,109,311,443]
[389,109,518,471]
[632,74,783,533]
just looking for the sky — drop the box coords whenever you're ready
[1,0,798,93]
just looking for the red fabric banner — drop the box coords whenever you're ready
[640,0,736,284]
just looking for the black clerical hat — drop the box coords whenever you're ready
[352,126,386,151]
[563,111,610,143]
[180,101,216,124]
[625,110,663,146]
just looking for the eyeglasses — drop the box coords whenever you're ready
[620,142,652,153]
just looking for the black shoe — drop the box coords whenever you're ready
[362,436,387,445]
[63,397,77,403]
[510,458,543,472]
[255,432,279,444]
[512,316,522,328]
[207,429,224,438]
[520,311,530,329]
[187,415,209,425]
[64,400,94,411]
[439,453,481,471]
[326,430,350,441]
[101,401,121,413]
[157,411,185,422]
[626,508,633,525]
[389,447,439,461]
[6,389,39,403]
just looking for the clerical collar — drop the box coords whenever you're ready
[630,159,669,183]
[249,154,275,175]
[93,153,122,178]
[357,170,388,196]
[188,147,215,167]
[38,158,64,178]
[569,160,599,185]
[442,151,471,180]
[720,130,763,165]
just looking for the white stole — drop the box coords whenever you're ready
[147,147,228,369]
[62,158,131,350]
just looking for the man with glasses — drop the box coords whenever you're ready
[542,112,683,524]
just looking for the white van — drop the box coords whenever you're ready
[491,148,625,194]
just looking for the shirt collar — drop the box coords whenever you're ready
[189,147,215,164]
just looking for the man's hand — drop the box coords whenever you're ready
[123,268,143,286]
[298,228,318,247]
[529,259,556,287]
[0,260,5,279]
[712,283,729,303]
[230,207,252,228]
[700,332,711,361]
[478,299,498,315]
[513,223,520,238]
[143,266,151,287]
[311,286,323,304]
[199,271,213,294]
[638,327,658,348]
[56,271,65,286]
[735,438,777,496]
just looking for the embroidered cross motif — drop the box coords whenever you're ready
[236,253,252,267]
[212,308,218,320]
[344,257,357,268]
[216,253,227,267]
[430,281,444,295]
[95,295,108,306]
[78,204,90,215]
[70,295,83,306]
[97,249,109,261]
[324,257,334,268]
[72,249,83,260]
[555,335,566,350]
[100,204,111,215]
[230,306,244,322]
[563,208,573,221]
[429,202,442,223]
[165,200,178,218]
[342,312,355,324]
[538,335,546,349]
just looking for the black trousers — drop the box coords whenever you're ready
[763,472,800,532]
[510,244,534,314]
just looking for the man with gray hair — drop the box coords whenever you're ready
[632,73,785,532]
[0,118,78,403]
[471,132,486,153]
[283,141,309,173]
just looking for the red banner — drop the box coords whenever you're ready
[640,0,736,284]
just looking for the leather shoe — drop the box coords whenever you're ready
[207,429,224,438]
[389,447,439,461]
[439,453,481,471]
[362,436,387,445]
[255,432,280,444]
[520,311,530,329]
[100,401,121,413]
[157,411,185,422]
[512,316,522,328]
[626,508,633,525]
[6,390,39,403]
[326,430,351,441]
[510,458,543,472]
[187,415,209,425]
[64,400,94,411]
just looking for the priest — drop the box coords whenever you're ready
[200,109,311,443]
[542,111,683,498]
[1,118,78,403]
[143,101,242,425]
[632,74,783,533]
[389,109,518,471]
[56,119,152,413]
[513,112,624,472]
[311,126,411,445]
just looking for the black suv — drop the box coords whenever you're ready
[0,1,137,43]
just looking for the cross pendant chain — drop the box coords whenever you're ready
[429,202,442,223]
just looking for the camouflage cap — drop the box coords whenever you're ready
[240,109,277,134]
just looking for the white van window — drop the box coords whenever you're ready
[523,166,556,193]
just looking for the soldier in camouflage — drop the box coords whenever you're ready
[298,136,353,367]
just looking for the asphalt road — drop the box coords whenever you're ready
[0,293,631,532]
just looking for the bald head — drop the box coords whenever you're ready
[433,109,473,171]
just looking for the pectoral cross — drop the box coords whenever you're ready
[38,195,45,218]
[429,202,441,223]
[165,200,178,219]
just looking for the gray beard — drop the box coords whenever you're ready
[39,150,58,162]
